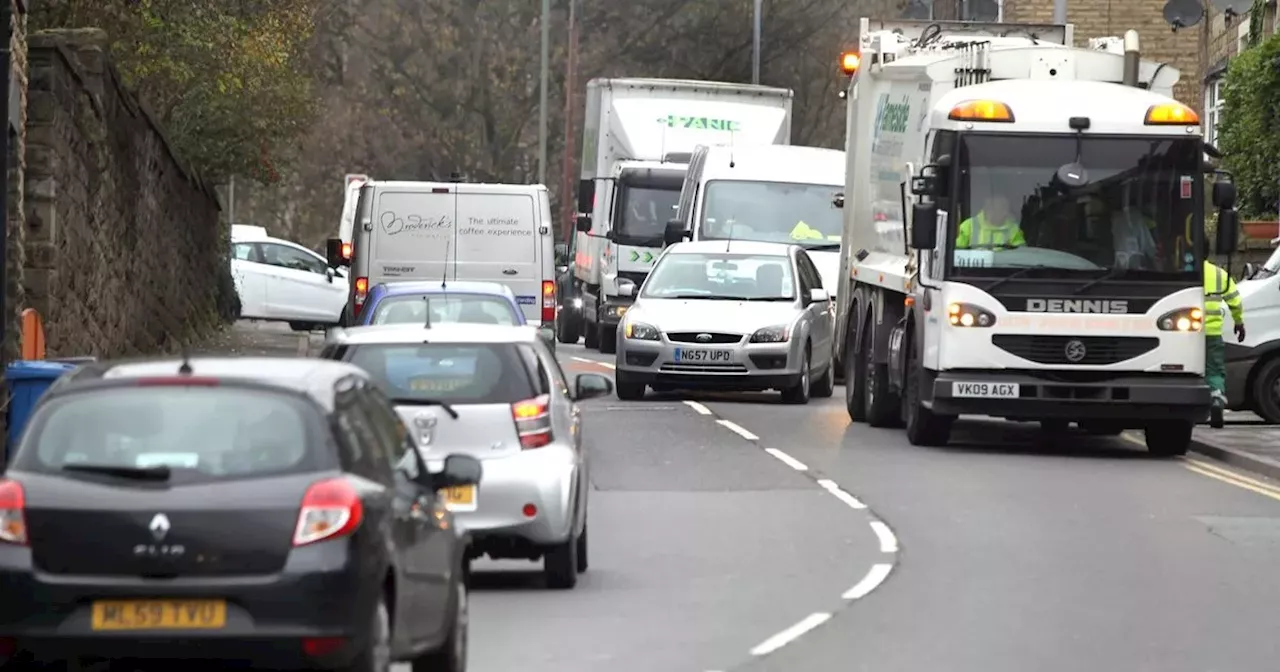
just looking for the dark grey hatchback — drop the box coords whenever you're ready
[0,356,481,672]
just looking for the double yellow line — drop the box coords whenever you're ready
[1184,458,1280,503]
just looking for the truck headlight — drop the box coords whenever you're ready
[947,302,996,328]
[749,325,790,343]
[1156,307,1203,332]
[625,321,660,341]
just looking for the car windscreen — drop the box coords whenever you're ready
[13,386,329,484]
[641,252,797,301]
[371,294,523,326]
[343,342,538,404]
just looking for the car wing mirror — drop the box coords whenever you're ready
[573,373,614,400]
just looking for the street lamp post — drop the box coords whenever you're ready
[538,0,550,185]
[751,0,762,84]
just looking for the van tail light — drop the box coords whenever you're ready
[0,480,28,546]
[293,477,364,546]
[354,276,369,310]
[512,394,553,449]
[340,242,352,261]
[542,281,556,324]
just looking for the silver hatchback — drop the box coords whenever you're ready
[319,323,613,590]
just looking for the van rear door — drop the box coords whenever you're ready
[453,188,542,324]
[369,186,457,286]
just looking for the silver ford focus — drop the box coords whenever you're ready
[614,240,836,404]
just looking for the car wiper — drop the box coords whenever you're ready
[806,243,841,251]
[741,296,794,301]
[62,464,171,481]
[1072,267,1127,295]
[984,265,1052,293]
[391,398,459,419]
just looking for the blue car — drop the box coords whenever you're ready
[356,280,556,349]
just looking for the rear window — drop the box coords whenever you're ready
[344,343,537,404]
[371,294,522,326]
[14,387,328,483]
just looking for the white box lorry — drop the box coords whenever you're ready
[559,78,793,353]
[834,18,1240,455]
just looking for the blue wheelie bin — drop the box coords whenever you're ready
[5,360,80,451]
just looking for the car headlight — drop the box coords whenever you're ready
[947,302,996,328]
[625,321,660,341]
[1156,307,1203,332]
[750,325,790,343]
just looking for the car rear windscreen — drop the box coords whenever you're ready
[372,295,522,326]
[344,343,537,404]
[14,387,328,483]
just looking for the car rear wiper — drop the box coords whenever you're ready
[984,265,1052,293]
[1073,267,1127,294]
[391,398,459,419]
[806,243,842,251]
[62,464,171,481]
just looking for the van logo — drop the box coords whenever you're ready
[874,94,911,134]
[1026,299,1129,314]
[657,115,741,132]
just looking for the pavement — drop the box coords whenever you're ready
[203,321,1280,671]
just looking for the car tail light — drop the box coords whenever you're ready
[512,394,553,449]
[293,477,364,546]
[354,276,369,310]
[303,636,346,657]
[0,480,27,546]
[340,242,352,261]
[542,281,556,324]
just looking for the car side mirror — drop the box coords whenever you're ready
[808,288,829,304]
[325,238,343,268]
[554,242,568,263]
[664,219,685,246]
[576,214,591,233]
[617,278,636,297]
[1212,181,1237,209]
[911,202,938,249]
[325,267,335,283]
[832,192,844,209]
[1215,208,1239,256]
[1243,262,1257,280]
[431,454,483,490]
[573,373,614,401]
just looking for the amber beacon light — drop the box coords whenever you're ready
[1144,102,1199,125]
[839,51,861,75]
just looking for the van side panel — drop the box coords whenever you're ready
[452,190,543,324]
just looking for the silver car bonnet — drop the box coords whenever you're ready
[627,297,804,335]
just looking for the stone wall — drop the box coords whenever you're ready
[3,0,27,363]
[23,29,227,358]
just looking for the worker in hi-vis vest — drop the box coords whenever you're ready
[1203,257,1246,428]
[955,194,1025,249]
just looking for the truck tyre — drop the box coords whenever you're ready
[903,332,952,446]
[1250,356,1280,423]
[864,312,901,428]
[556,310,580,344]
[1143,420,1192,457]
[583,317,599,349]
[844,310,868,422]
[599,325,617,354]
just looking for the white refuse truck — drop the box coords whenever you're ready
[560,78,794,352]
[834,18,1240,455]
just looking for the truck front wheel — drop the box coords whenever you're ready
[902,332,952,447]
[556,309,581,344]
[1143,420,1192,457]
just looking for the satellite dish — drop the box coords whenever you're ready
[1162,0,1203,29]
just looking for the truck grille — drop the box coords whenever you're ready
[992,335,1158,365]
[665,332,743,344]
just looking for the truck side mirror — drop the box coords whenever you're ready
[325,238,344,268]
[911,202,938,249]
[575,214,591,233]
[664,219,685,246]
[1215,208,1239,256]
[832,192,845,209]
[554,243,568,265]
[1212,181,1237,209]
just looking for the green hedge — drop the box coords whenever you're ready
[1219,4,1280,218]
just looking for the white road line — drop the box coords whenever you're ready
[749,612,832,657]
[842,563,893,600]
[816,478,867,509]
[869,520,898,553]
[764,448,808,471]
[683,400,713,415]
[571,356,594,363]
[599,361,616,369]
[716,419,759,440]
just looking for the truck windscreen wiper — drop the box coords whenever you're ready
[391,398,459,419]
[983,265,1051,293]
[62,464,172,481]
[1072,267,1127,295]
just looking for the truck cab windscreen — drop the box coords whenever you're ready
[699,180,843,249]
[947,134,1201,281]
[615,186,680,245]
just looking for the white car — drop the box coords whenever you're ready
[230,231,349,331]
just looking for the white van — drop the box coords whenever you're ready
[328,180,557,338]
[1221,251,1280,422]
[664,145,846,296]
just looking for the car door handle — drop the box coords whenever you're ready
[502,268,518,275]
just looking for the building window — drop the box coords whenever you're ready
[1205,79,1223,146]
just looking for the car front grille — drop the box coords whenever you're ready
[992,335,1158,365]
[665,332,744,344]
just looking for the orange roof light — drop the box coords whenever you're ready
[948,100,1015,123]
[840,51,861,75]
[1144,102,1199,126]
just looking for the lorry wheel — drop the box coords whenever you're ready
[1143,420,1192,457]
[902,334,952,447]
[1250,357,1280,423]
[599,326,617,354]
[864,314,901,428]
[556,311,580,344]
[583,319,599,349]
[844,312,867,422]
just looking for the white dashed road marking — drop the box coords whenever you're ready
[571,356,594,364]
[683,400,713,415]
[764,448,808,471]
[816,478,867,510]
[749,612,833,656]
[869,520,898,553]
[843,563,894,600]
[716,419,759,440]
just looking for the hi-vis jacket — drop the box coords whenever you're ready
[1203,260,1243,337]
[956,211,1025,248]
